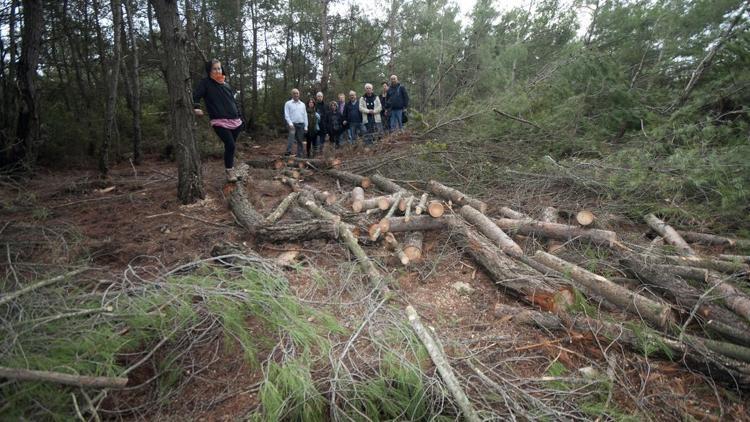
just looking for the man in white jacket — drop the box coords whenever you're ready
[359,83,383,145]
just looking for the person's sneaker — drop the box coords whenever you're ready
[225,168,238,183]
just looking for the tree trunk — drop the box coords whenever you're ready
[534,251,675,330]
[622,257,750,343]
[256,219,339,242]
[460,205,523,257]
[326,169,372,189]
[100,0,123,178]
[123,0,143,164]
[403,231,423,262]
[227,182,263,233]
[497,304,750,387]
[450,221,572,312]
[644,213,696,256]
[249,0,258,128]
[370,173,406,194]
[380,215,456,234]
[427,180,487,213]
[14,0,43,168]
[150,0,206,204]
[493,218,618,247]
[319,0,332,93]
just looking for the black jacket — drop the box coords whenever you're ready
[315,101,329,133]
[192,77,241,120]
[343,100,362,124]
[386,83,409,110]
[323,110,344,135]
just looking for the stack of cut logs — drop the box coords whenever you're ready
[233,157,750,388]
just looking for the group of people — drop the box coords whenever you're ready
[283,74,410,158]
[192,58,410,182]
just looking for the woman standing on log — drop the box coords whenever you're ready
[193,59,244,182]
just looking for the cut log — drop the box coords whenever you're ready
[372,192,403,240]
[256,219,339,242]
[644,214,696,256]
[384,233,409,266]
[308,186,337,206]
[299,193,340,223]
[403,232,424,262]
[496,304,750,387]
[380,215,457,234]
[264,192,300,225]
[493,218,618,247]
[414,193,429,215]
[540,207,564,253]
[399,195,414,213]
[335,221,385,289]
[719,254,750,264]
[0,366,129,389]
[534,251,675,330]
[575,210,595,226]
[661,255,749,276]
[450,220,572,311]
[622,257,750,341]
[378,195,395,210]
[677,230,740,248]
[460,205,523,257]
[427,200,445,218]
[293,157,341,170]
[498,207,528,219]
[427,180,487,213]
[350,187,365,212]
[369,174,406,194]
[227,183,263,233]
[281,169,300,179]
[326,169,372,189]
[405,306,481,422]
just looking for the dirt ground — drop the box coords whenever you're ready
[2,135,749,421]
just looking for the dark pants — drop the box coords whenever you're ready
[286,123,305,157]
[315,131,327,156]
[213,125,243,169]
[305,131,316,158]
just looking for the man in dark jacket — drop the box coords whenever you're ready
[385,74,409,132]
[343,90,364,145]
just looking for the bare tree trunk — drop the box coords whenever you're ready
[122,0,143,164]
[319,0,332,93]
[14,0,44,168]
[150,0,206,204]
[249,0,259,128]
[100,0,123,177]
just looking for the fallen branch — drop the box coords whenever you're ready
[460,205,523,257]
[428,180,487,213]
[493,218,618,247]
[414,193,429,215]
[326,169,372,189]
[0,366,128,389]
[645,214,696,256]
[380,215,457,234]
[405,306,480,422]
[369,173,406,194]
[0,268,88,307]
[492,108,543,130]
[264,192,300,224]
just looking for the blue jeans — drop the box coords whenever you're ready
[347,123,365,145]
[389,109,404,131]
[286,123,305,158]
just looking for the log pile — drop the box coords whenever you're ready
[226,159,750,388]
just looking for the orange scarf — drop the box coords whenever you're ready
[211,73,225,84]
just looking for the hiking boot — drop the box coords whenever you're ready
[225,168,238,183]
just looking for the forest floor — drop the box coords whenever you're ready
[2,132,749,421]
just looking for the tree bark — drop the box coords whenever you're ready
[0,366,129,389]
[493,218,618,247]
[380,215,456,234]
[414,193,429,215]
[661,255,749,276]
[405,306,481,422]
[540,207,564,252]
[644,214,696,256]
[227,182,263,233]
[450,221,572,311]
[319,0,332,93]
[351,187,365,212]
[496,304,750,387]
[326,169,372,189]
[428,180,487,213]
[100,0,123,177]
[256,219,339,242]
[677,230,745,248]
[150,0,205,204]
[499,206,528,219]
[403,231,423,262]
[14,0,43,168]
[384,233,409,266]
[534,251,676,330]
[123,0,143,165]
[460,206,523,257]
[370,173,406,194]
